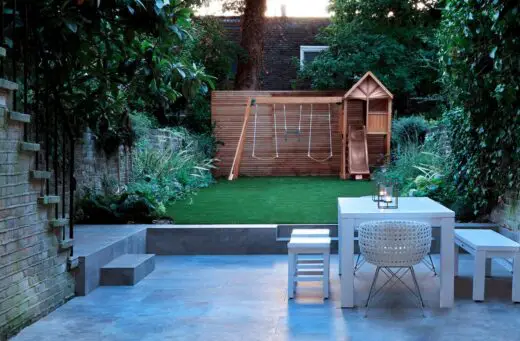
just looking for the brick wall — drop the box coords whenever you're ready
[0,90,74,339]
[218,16,330,90]
[261,17,330,90]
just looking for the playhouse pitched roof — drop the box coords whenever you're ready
[344,71,393,100]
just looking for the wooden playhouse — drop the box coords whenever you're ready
[211,71,393,180]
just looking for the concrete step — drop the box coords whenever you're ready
[20,142,40,152]
[38,195,60,205]
[49,218,69,229]
[0,78,18,91]
[31,170,52,180]
[100,254,155,286]
[68,257,79,271]
[9,110,31,123]
[59,238,74,252]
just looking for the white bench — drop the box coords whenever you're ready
[291,228,330,238]
[288,237,331,299]
[454,229,520,302]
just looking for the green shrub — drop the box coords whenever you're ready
[130,112,159,140]
[391,116,431,146]
[75,184,166,224]
[76,126,215,223]
[130,126,215,205]
[376,125,473,220]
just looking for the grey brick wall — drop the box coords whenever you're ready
[0,96,74,339]
[73,128,180,198]
[74,129,132,196]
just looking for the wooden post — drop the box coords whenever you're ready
[386,99,392,161]
[366,96,369,130]
[228,97,253,180]
[340,100,348,179]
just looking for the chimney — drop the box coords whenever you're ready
[281,4,287,17]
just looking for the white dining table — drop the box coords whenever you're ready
[338,196,455,308]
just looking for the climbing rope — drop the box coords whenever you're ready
[252,103,279,160]
[307,104,333,163]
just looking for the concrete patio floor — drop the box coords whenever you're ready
[11,255,520,341]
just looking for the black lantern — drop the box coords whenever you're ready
[373,179,399,209]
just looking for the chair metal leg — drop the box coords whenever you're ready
[427,254,437,276]
[410,266,426,317]
[364,266,425,318]
[364,266,380,317]
[354,253,365,274]
[421,253,437,276]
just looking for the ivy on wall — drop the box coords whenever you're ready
[439,0,520,216]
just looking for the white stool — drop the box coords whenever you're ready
[454,229,520,302]
[291,228,330,238]
[288,237,331,299]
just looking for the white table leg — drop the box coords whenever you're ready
[288,251,296,299]
[485,258,492,277]
[440,218,455,308]
[473,250,486,301]
[512,253,520,303]
[323,251,330,299]
[340,218,355,308]
[454,244,459,276]
[338,205,342,276]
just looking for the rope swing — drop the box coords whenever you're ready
[307,104,333,163]
[252,103,279,160]
[283,104,303,141]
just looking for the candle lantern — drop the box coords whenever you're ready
[373,179,399,209]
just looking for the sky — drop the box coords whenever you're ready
[196,0,331,17]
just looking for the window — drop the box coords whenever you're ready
[299,46,329,69]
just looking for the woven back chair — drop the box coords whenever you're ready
[358,220,432,316]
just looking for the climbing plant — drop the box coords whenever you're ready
[439,0,520,216]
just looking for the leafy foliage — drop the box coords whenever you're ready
[377,121,472,219]
[186,17,243,89]
[76,186,167,224]
[10,0,215,154]
[439,0,520,216]
[297,0,443,116]
[175,17,242,134]
[130,125,215,205]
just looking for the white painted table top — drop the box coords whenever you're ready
[455,229,520,252]
[338,197,454,219]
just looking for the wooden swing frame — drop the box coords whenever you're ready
[226,72,393,181]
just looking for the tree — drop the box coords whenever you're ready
[229,0,266,90]
[298,0,443,116]
[10,0,215,153]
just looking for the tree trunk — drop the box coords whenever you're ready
[234,0,266,90]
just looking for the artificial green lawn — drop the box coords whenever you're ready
[167,177,373,224]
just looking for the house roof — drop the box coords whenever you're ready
[344,71,393,99]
